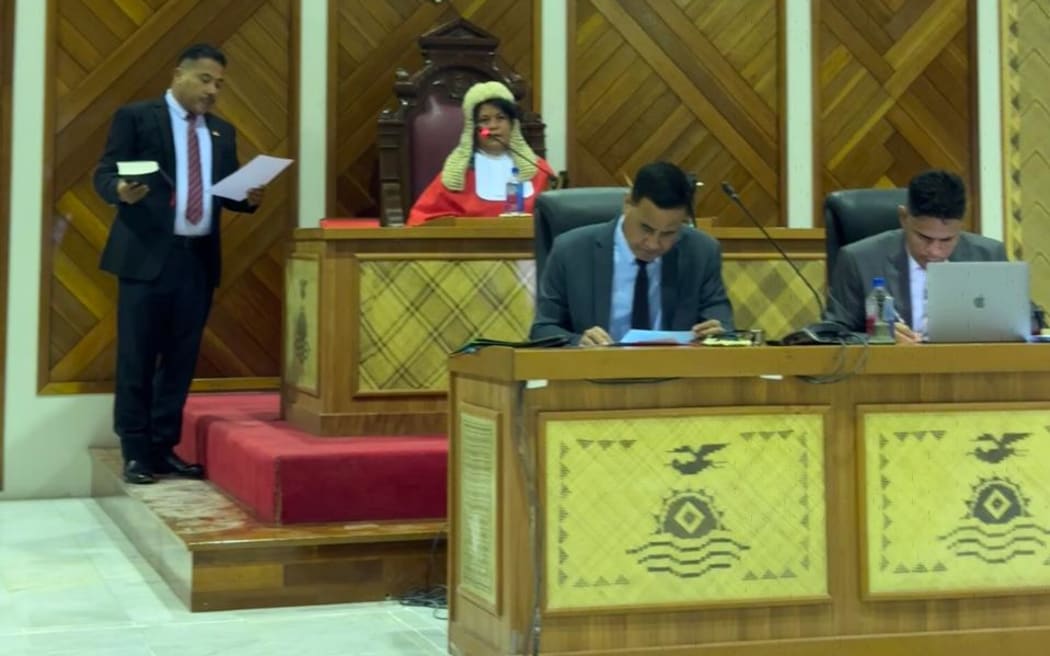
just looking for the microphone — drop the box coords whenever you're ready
[478,127,560,186]
[721,182,825,317]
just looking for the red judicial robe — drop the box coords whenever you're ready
[407,162,552,226]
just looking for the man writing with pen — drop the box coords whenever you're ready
[824,169,1008,344]
[529,161,734,347]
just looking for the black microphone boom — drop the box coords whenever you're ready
[720,181,825,317]
[479,128,561,187]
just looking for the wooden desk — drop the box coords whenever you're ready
[283,221,534,435]
[283,220,824,435]
[447,344,1050,655]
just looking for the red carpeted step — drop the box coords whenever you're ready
[206,424,446,524]
[175,393,448,524]
[175,393,279,468]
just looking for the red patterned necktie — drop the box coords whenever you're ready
[185,113,203,224]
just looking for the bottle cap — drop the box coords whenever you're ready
[872,276,885,288]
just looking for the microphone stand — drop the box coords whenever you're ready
[720,181,825,316]
[479,128,562,189]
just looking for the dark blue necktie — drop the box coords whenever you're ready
[631,259,650,330]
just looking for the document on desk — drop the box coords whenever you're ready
[618,329,695,345]
[211,155,293,201]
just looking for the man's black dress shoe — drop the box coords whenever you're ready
[123,460,156,485]
[154,453,204,479]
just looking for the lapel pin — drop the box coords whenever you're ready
[211,130,220,137]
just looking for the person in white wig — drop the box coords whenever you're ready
[408,80,552,225]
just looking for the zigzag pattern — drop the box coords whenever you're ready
[1010,0,1050,310]
[1004,0,1023,260]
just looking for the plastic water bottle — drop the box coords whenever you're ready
[865,276,895,342]
[504,167,524,214]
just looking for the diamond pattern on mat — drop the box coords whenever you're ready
[359,259,536,391]
[726,260,825,338]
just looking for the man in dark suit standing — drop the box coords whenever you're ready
[530,162,733,346]
[94,44,264,484]
[824,169,1006,344]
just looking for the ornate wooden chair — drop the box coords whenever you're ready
[377,18,547,226]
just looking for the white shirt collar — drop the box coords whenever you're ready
[613,215,663,266]
[907,251,927,332]
[165,89,205,128]
[907,252,923,273]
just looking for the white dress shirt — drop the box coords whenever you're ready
[609,215,662,341]
[472,151,534,201]
[908,253,927,333]
[165,90,214,236]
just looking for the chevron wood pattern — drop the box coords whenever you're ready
[569,0,783,226]
[816,0,977,229]
[1002,0,1050,311]
[43,0,297,393]
[331,0,538,218]
[1,0,13,485]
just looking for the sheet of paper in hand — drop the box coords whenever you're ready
[211,155,293,201]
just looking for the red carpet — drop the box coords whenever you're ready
[175,394,447,524]
[176,393,277,468]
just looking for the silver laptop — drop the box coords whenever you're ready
[925,261,1031,342]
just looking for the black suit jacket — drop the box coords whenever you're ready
[93,98,256,287]
[824,228,1008,331]
[529,219,734,343]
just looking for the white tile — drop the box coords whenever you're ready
[10,584,133,631]
[0,632,29,656]
[0,589,23,636]
[0,553,103,593]
[144,619,260,656]
[413,626,449,651]
[21,626,153,656]
[0,499,453,656]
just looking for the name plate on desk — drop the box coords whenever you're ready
[861,403,1050,597]
[540,407,829,611]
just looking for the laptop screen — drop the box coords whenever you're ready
[924,261,1030,343]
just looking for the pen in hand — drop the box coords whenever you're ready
[891,312,925,343]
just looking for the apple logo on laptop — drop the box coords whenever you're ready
[973,295,986,309]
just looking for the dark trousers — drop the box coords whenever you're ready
[114,239,213,464]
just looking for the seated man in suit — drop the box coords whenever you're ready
[530,161,734,346]
[825,169,1007,343]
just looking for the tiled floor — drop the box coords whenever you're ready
[0,499,448,655]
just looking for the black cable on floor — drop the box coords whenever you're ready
[395,532,448,620]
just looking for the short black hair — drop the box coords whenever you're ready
[907,169,966,220]
[177,44,227,68]
[630,162,695,217]
[473,97,519,123]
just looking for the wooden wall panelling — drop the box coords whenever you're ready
[329,0,541,218]
[40,0,299,394]
[0,0,14,487]
[815,0,978,229]
[1001,0,1050,311]
[569,0,785,226]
